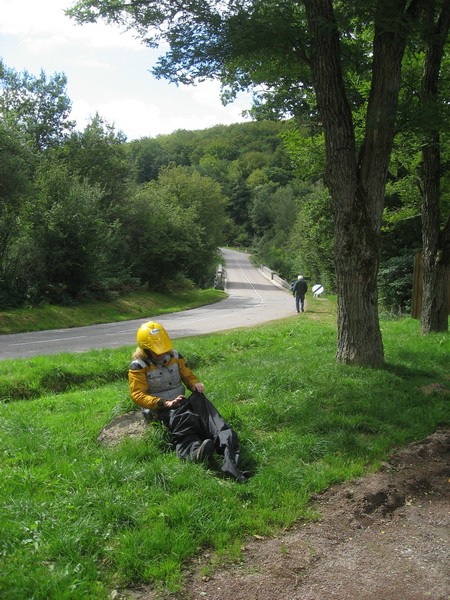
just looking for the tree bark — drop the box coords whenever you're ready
[420,0,450,334]
[304,0,409,366]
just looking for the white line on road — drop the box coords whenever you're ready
[9,335,89,347]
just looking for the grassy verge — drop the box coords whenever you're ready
[0,301,449,599]
[0,288,226,334]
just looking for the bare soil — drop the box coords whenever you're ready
[101,418,449,600]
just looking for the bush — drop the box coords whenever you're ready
[378,251,414,315]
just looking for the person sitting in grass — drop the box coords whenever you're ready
[128,321,250,482]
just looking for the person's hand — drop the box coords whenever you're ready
[164,395,185,409]
[194,382,205,394]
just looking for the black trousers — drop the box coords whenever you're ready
[159,391,246,482]
[295,294,305,312]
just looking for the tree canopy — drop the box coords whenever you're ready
[0,60,74,150]
[67,0,450,365]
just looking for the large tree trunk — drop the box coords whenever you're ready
[420,0,450,334]
[304,0,409,366]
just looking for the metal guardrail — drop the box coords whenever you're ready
[259,264,291,291]
[214,263,225,290]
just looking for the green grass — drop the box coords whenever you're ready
[0,299,449,599]
[0,288,226,334]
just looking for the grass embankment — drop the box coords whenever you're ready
[0,297,449,599]
[0,288,226,334]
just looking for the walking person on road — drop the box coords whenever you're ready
[128,321,250,482]
[293,275,308,313]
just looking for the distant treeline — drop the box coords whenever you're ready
[1,61,426,312]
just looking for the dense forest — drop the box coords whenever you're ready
[0,55,447,316]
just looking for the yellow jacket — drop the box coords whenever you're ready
[128,349,200,410]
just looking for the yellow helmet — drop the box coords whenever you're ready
[136,321,173,354]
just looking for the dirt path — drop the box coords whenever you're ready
[122,427,449,600]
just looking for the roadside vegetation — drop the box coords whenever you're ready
[1,295,448,599]
[0,288,226,335]
[3,57,446,321]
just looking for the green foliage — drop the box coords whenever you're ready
[126,121,297,251]
[281,127,326,182]
[267,126,336,288]
[0,71,301,307]
[0,60,74,150]
[3,5,449,320]
[11,161,117,305]
[120,166,226,288]
[156,165,227,252]
[0,121,35,304]
[250,183,304,279]
[128,121,292,182]
[1,306,449,596]
[378,251,415,316]
[288,184,336,291]
[60,114,131,213]
[120,182,199,288]
[0,51,311,306]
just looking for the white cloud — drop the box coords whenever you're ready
[0,0,253,139]
[1,0,63,35]
[71,97,160,139]
[1,0,143,50]
[71,87,251,140]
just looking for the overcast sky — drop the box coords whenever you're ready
[0,0,252,140]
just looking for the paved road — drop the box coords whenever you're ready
[0,248,295,361]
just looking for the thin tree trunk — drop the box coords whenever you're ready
[420,0,450,334]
